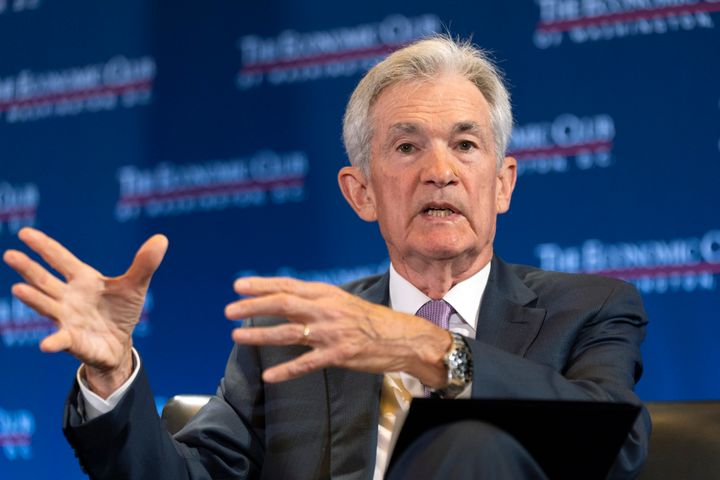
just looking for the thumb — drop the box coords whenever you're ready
[124,234,169,287]
[40,330,72,353]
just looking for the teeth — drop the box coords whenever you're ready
[426,208,453,217]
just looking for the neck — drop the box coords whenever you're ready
[391,249,493,299]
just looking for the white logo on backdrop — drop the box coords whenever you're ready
[0,408,35,461]
[508,114,615,176]
[535,230,720,294]
[0,182,38,235]
[534,0,719,48]
[115,151,309,221]
[236,14,441,89]
[0,56,155,123]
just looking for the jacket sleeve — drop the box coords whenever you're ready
[62,343,265,480]
[466,281,650,479]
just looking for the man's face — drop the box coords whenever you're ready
[350,75,516,272]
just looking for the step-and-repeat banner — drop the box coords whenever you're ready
[1,1,719,478]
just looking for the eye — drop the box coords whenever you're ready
[457,140,476,152]
[397,143,416,154]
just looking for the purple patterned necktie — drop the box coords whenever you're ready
[416,299,452,330]
[416,300,453,397]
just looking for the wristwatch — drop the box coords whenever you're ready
[435,332,473,399]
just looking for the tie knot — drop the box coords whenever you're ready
[416,299,453,330]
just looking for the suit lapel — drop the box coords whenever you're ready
[323,259,546,479]
[475,256,547,356]
[326,273,388,480]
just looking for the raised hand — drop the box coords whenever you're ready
[3,227,168,397]
[225,277,452,388]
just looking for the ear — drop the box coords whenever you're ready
[495,156,517,214]
[338,166,377,222]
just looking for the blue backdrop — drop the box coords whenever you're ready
[1,1,719,478]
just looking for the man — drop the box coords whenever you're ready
[3,36,650,479]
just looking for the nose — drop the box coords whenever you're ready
[421,145,459,187]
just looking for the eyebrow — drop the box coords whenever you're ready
[454,121,493,152]
[384,121,492,150]
[389,121,486,135]
[389,122,420,135]
[453,121,482,135]
[381,123,421,150]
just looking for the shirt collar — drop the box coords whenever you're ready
[388,261,491,330]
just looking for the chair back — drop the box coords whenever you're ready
[640,401,720,479]
[161,394,211,435]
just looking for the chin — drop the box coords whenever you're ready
[415,242,470,261]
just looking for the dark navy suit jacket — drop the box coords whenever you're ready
[63,256,650,479]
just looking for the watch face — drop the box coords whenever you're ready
[441,333,473,398]
[445,333,472,390]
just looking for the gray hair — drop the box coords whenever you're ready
[342,35,512,175]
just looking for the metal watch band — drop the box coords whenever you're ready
[436,332,473,399]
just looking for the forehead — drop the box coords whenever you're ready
[370,75,492,134]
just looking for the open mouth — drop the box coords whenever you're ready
[422,203,460,218]
[424,208,455,217]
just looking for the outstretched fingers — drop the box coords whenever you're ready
[3,249,65,299]
[11,283,62,320]
[225,293,318,321]
[39,330,72,353]
[260,349,329,383]
[233,276,331,300]
[232,322,311,347]
[17,227,86,280]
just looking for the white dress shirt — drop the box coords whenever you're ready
[373,262,490,479]
[77,348,141,419]
[78,261,491,479]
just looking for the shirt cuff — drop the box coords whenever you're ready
[76,348,141,420]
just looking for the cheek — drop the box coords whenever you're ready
[466,181,498,225]
[374,187,413,233]
[375,171,411,203]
